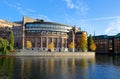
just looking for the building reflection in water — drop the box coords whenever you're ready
[0,57,96,79]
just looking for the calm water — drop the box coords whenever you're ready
[0,55,120,79]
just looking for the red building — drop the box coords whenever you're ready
[93,33,120,54]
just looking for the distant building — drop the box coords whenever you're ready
[114,33,120,53]
[93,33,120,54]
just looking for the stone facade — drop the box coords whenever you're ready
[68,28,87,52]
[0,19,13,39]
[93,34,120,54]
[0,16,86,52]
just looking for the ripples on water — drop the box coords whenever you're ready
[0,55,120,79]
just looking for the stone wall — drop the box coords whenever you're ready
[13,49,95,57]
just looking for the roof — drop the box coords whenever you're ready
[116,33,120,37]
[25,21,72,27]
[93,35,108,39]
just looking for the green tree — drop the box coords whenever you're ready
[3,39,9,54]
[0,38,4,54]
[9,31,14,50]
[88,34,96,51]
[79,32,87,52]
[0,38,9,55]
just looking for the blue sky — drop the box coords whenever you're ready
[0,0,120,35]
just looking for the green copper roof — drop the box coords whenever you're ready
[116,33,120,37]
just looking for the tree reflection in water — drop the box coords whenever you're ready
[0,57,14,79]
[0,57,95,79]
[1,55,120,79]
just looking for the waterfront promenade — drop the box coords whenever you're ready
[11,49,95,57]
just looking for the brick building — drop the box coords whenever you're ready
[93,34,120,54]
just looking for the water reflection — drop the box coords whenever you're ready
[0,57,95,79]
[95,55,120,79]
[0,57,14,79]
[96,55,120,66]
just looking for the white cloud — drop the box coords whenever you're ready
[4,0,35,15]
[80,16,120,21]
[4,0,50,21]
[64,0,75,9]
[105,17,120,35]
[64,0,88,15]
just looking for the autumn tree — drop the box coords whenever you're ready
[88,34,96,51]
[48,42,54,51]
[26,41,32,49]
[81,59,88,69]
[68,41,75,52]
[90,43,96,51]
[79,32,87,52]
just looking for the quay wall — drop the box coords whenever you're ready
[12,50,95,57]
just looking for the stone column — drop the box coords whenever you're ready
[46,37,48,49]
[66,38,67,48]
[40,37,42,48]
[22,27,25,49]
[72,33,75,52]
[51,37,53,42]
[57,38,58,48]
[61,38,63,48]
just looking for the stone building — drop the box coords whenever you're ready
[67,27,87,52]
[93,33,120,54]
[12,16,82,52]
[0,16,86,52]
[24,20,72,51]
[0,19,13,39]
[114,33,120,53]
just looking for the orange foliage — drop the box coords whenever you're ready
[68,42,75,49]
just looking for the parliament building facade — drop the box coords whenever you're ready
[12,16,83,52]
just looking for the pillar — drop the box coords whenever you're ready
[46,37,48,49]
[40,37,42,48]
[61,38,63,48]
[72,32,75,52]
[66,38,67,48]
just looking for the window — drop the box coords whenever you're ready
[110,40,112,43]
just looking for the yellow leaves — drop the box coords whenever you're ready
[68,42,75,49]
[48,42,54,50]
[79,32,87,52]
[26,41,32,48]
[90,42,96,51]
[88,34,96,51]
[81,59,87,69]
